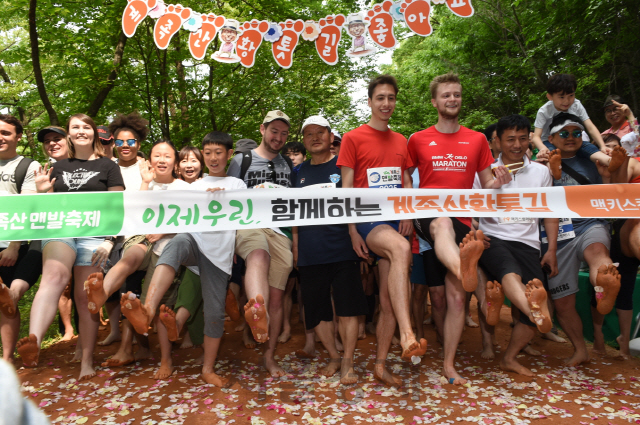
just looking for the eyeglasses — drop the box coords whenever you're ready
[604,107,618,115]
[266,161,277,183]
[557,130,582,139]
[114,138,137,147]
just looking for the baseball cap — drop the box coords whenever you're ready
[262,110,290,126]
[37,126,67,142]
[301,115,331,133]
[331,129,342,143]
[549,112,585,135]
[97,125,113,145]
[234,138,258,154]
[603,94,625,109]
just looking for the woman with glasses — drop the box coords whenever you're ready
[17,114,124,381]
[602,95,638,139]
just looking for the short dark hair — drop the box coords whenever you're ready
[546,74,577,95]
[0,114,23,135]
[368,74,399,99]
[483,123,497,142]
[496,115,531,139]
[282,141,306,157]
[430,72,461,99]
[202,131,233,151]
[178,145,203,179]
[602,133,621,147]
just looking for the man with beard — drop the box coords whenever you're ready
[227,111,294,377]
[408,72,512,385]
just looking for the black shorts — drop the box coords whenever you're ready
[421,249,445,287]
[0,243,42,289]
[479,238,544,327]
[298,260,368,330]
[414,217,471,247]
[229,256,245,286]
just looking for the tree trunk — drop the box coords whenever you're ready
[86,31,128,117]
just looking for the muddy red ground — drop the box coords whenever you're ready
[15,304,640,425]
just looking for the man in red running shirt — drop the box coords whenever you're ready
[408,73,511,385]
[338,75,427,387]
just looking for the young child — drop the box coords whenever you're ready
[120,131,246,386]
[282,141,306,174]
[531,74,619,179]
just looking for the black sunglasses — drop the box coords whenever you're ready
[266,161,277,183]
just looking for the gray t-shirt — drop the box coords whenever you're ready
[227,150,292,188]
[534,99,590,142]
[0,156,39,194]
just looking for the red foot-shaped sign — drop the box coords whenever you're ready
[188,14,225,60]
[272,19,304,69]
[365,1,397,49]
[237,20,269,68]
[314,15,345,66]
[153,4,191,50]
[122,0,157,37]
[446,0,474,17]
[400,0,432,36]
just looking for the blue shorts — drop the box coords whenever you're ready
[42,237,104,267]
[410,253,426,285]
[356,221,400,259]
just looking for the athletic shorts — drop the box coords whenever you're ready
[356,221,400,259]
[413,217,470,248]
[480,238,545,327]
[0,243,42,289]
[548,224,611,300]
[42,237,104,267]
[411,253,426,285]
[235,228,293,291]
[421,249,445,287]
[298,260,368,330]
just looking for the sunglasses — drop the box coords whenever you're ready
[115,138,137,147]
[557,130,582,139]
[266,161,277,183]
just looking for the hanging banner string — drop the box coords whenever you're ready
[0,184,638,242]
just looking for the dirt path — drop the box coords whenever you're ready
[16,304,640,424]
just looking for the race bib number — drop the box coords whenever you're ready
[499,217,534,225]
[367,167,401,189]
[541,218,575,244]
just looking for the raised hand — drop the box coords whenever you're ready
[34,164,55,193]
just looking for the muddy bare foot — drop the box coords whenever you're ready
[202,371,229,387]
[480,344,495,360]
[244,295,268,343]
[277,328,291,344]
[179,332,194,349]
[340,358,358,385]
[85,272,107,315]
[120,292,151,335]
[16,334,39,367]
[522,344,541,356]
[500,357,534,376]
[77,362,96,382]
[374,361,402,387]
[153,359,174,380]
[235,320,245,332]
[0,281,17,317]
[443,366,467,385]
[159,305,180,342]
[243,326,256,349]
[526,278,552,333]
[295,348,317,359]
[465,315,479,328]
[401,338,428,362]
[335,336,344,352]
[134,346,152,361]
[617,335,631,360]
[320,358,341,377]
[194,353,204,365]
[485,280,504,326]
[609,146,630,183]
[609,145,627,173]
[595,264,621,315]
[101,354,134,368]
[225,287,241,321]
[264,356,285,378]
[549,149,562,180]
[564,351,590,367]
[61,332,76,342]
[460,230,485,292]
[97,332,121,346]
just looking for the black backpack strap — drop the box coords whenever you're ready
[15,157,35,193]
[239,152,253,182]
[280,154,294,186]
[560,160,592,185]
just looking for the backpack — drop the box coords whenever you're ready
[239,151,294,186]
[15,157,36,193]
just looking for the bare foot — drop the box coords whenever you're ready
[525,278,552,333]
[159,305,180,342]
[134,346,152,361]
[101,355,134,368]
[485,280,504,326]
[202,371,229,387]
[480,344,495,360]
[443,366,467,385]
[77,363,97,382]
[374,362,402,387]
[608,145,627,173]
[61,332,76,342]
[320,358,341,377]
[340,358,358,385]
[194,353,204,365]
[522,344,541,356]
[500,357,534,376]
[120,292,151,335]
[16,334,39,367]
[358,328,366,340]
[391,335,400,346]
[244,295,268,343]
[542,331,566,343]
[617,335,631,360]
[465,314,479,328]
[401,338,428,362]
[0,281,17,317]
[366,322,376,335]
[295,348,317,360]
[609,146,630,183]
[243,326,256,349]
[97,332,121,346]
[335,336,344,352]
[234,321,245,332]
[277,328,291,344]
[459,230,485,292]
[264,356,285,378]
[180,332,194,349]
[595,264,621,315]
[225,287,241,321]
[84,272,108,314]
[153,359,174,379]
[564,351,590,367]
[548,149,562,180]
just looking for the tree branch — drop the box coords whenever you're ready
[86,31,128,117]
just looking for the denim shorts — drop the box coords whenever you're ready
[42,237,104,267]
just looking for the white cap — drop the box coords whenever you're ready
[549,119,585,136]
[331,129,342,142]
[301,115,331,132]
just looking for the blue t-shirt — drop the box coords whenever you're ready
[294,156,359,267]
[543,139,598,160]
[544,152,608,250]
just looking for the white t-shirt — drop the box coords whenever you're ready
[474,155,552,250]
[189,176,247,275]
[534,99,590,143]
[149,179,191,256]
[119,162,143,192]
[0,156,39,194]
